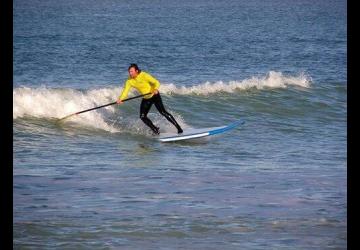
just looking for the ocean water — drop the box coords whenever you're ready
[13,0,347,249]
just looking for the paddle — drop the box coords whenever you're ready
[58,92,151,122]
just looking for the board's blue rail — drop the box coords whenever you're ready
[158,119,245,142]
[208,120,245,136]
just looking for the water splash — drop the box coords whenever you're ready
[13,86,122,132]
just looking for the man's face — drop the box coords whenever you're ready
[128,67,139,78]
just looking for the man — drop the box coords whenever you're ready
[117,64,183,135]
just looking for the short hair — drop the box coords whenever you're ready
[128,63,140,72]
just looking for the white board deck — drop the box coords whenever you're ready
[157,119,245,142]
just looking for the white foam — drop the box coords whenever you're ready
[160,71,311,95]
[13,86,187,133]
[13,86,122,132]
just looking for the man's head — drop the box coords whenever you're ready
[128,64,140,78]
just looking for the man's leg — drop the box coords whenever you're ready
[140,98,160,134]
[153,93,183,134]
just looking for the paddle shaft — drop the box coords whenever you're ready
[59,92,151,121]
[73,101,116,116]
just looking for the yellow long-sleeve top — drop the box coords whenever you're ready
[118,71,160,101]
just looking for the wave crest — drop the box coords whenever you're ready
[160,71,311,95]
[13,71,311,132]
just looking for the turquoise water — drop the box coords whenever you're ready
[14,0,346,249]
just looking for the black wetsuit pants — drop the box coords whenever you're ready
[140,93,182,134]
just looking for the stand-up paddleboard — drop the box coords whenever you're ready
[157,119,245,142]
